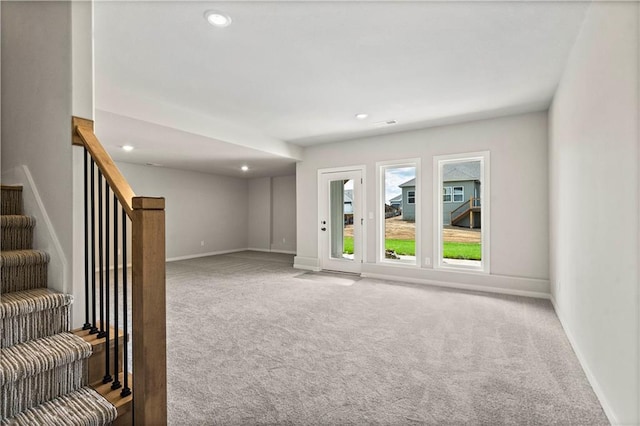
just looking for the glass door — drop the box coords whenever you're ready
[319,170,363,273]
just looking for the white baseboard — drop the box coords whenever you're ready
[361,272,551,299]
[248,247,297,255]
[166,248,247,262]
[99,248,295,266]
[550,296,618,425]
[293,256,321,272]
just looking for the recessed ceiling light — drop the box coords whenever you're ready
[122,145,134,152]
[204,10,232,27]
[241,165,249,172]
[355,113,369,120]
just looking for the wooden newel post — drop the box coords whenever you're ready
[132,196,167,425]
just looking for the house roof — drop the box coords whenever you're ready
[399,178,416,188]
[443,162,481,181]
[398,162,480,190]
[389,194,402,202]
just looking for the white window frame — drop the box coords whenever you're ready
[433,152,490,273]
[317,165,367,268]
[452,186,464,202]
[407,191,416,204]
[443,187,452,203]
[376,159,421,267]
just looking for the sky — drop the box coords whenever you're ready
[385,167,415,203]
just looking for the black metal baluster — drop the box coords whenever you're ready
[83,148,91,330]
[103,184,112,384]
[98,171,107,339]
[112,195,121,390]
[121,209,131,397]
[90,160,98,335]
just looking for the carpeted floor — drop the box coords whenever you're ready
[165,251,608,425]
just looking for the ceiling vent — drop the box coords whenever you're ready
[373,120,398,127]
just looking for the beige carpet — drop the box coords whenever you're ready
[165,251,608,425]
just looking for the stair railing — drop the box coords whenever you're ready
[450,197,481,224]
[72,117,167,425]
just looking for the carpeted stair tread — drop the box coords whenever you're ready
[1,289,72,348]
[1,186,23,216]
[0,250,50,267]
[0,289,71,320]
[0,386,117,426]
[0,250,49,293]
[1,216,35,251]
[0,216,35,228]
[0,332,90,417]
[0,332,91,386]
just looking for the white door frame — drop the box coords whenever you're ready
[317,165,366,273]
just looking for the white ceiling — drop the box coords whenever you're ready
[96,110,297,178]
[94,1,590,175]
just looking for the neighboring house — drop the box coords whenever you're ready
[344,189,353,214]
[344,189,354,224]
[399,178,416,221]
[389,194,402,210]
[399,162,481,227]
[442,162,481,228]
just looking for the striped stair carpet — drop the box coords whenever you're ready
[0,185,117,425]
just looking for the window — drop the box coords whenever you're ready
[453,186,464,202]
[434,152,490,273]
[443,187,452,203]
[377,160,420,266]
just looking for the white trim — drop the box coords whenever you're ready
[316,164,367,174]
[361,272,550,299]
[269,249,297,255]
[375,158,421,267]
[166,248,247,262]
[317,165,366,273]
[550,296,619,425]
[293,255,321,272]
[248,247,297,255]
[433,151,490,274]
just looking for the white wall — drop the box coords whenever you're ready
[1,1,73,294]
[296,112,549,296]
[271,175,296,253]
[248,177,272,251]
[117,162,249,260]
[247,175,297,254]
[549,2,639,424]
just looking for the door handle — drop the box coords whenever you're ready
[321,227,327,231]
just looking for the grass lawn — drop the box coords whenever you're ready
[385,239,416,255]
[443,242,481,260]
[343,237,481,260]
[343,237,354,254]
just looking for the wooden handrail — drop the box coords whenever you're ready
[72,117,136,217]
[450,197,482,223]
[72,116,167,425]
[450,198,472,220]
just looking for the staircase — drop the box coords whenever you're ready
[450,197,481,229]
[0,185,117,425]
